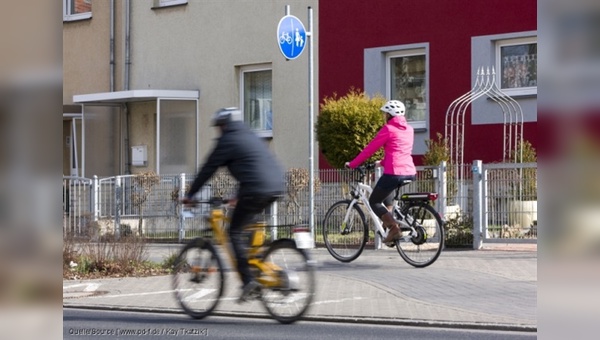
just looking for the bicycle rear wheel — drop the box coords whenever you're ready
[322,200,368,262]
[172,238,224,319]
[260,239,316,324]
[395,202,444,268]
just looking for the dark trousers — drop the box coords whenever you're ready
[229,195,278,286]
[368,174,416,217]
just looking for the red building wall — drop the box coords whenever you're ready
[318,0,537,167]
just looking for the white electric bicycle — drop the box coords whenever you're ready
[322,163,444,268]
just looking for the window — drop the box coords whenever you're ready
[387,49,427,130]
[240,65,273,138]
[496,37,537,96]
[153,0,188,9]
[63,0,92,21]
[159,108,195,175]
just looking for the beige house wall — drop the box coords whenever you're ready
[63,1,111,102]
[64,1,319,176]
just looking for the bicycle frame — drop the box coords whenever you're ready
[344,172,419,242]
[199,205,290,289]
[345,181,392,241]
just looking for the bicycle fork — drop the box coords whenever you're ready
[341,199,360,235]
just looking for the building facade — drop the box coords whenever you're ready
[64,0,536,176]
[63,0,318,177]
[318,0,537,167]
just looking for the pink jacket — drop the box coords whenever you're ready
[348,116,416,176]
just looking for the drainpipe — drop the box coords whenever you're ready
[125,0,132,173]
[125,0,131,91]
[110,0,115,92]
[124,104,131,174]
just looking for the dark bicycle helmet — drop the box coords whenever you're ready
[212,107,242,126]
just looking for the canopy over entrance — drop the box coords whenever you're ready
[73,89,199,105]
[68,89,199,177]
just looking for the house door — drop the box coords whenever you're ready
[65,117,82,177]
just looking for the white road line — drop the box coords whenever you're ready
[91,290,177,299]
[63,283,102,292]
[311,296,366,305]
[182,289,217,302]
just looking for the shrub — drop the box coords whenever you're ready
[316,89,386,168]
[422,132,457,203]
[510,138,537,200]
[131,171,160,236]
[64,234,155,279]
[285,168,322,224]
[443,209,473,247]
[422,132,449,166]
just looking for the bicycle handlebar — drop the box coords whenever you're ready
[354,162,378,180]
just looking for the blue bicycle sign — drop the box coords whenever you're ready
[277,15,306,60]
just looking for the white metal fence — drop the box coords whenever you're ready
[63,161,537,248]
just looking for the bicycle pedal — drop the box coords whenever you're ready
[189,274,203,284]
[237,291,261,304]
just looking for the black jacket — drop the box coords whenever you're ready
[187,121,285,199]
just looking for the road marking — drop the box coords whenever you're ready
[92,290,177,299]
[85,288,219,300]
[63,283,101,292]
[182,289,217,302]
[311,296,366,305]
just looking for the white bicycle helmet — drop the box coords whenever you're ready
[380,100,406,117]
[212,107,242,126]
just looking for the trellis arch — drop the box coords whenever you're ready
[444,66,524,181]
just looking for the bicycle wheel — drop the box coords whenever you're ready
[322,200,368,262]
[172,238,224,319]
[395,202,444,268]
[260,239,316,324]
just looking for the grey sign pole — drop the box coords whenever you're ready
[281,5,315,244]
[307,6,315,242]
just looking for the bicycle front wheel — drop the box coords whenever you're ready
[322,200,368,262]
[172,238,224,319]
[260,239,316,324]
[395,203,444,268]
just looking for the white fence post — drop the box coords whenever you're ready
[269,200,278,240]
[115,176,122,239]
[178,173,186,242]
[438,161,447,217]
[93,175,99,222]
[472,160,483,249]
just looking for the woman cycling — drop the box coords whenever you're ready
[345,100,416,243]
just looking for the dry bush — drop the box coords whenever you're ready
[211,169,237,198]
[63,235,79,269]
[65,234,150,278]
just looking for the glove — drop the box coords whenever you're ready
[180,197,196,206]
[344,162,350,168]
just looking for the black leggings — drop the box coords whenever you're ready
[229,195,278,286]
[368,174,416,217]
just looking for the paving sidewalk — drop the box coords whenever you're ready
[63,244,537,332]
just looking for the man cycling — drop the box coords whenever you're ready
[182,107,285,302]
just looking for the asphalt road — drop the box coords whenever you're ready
[63,308,537,340]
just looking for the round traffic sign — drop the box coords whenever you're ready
[277,15,307,60]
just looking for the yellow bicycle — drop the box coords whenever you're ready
[172,197,316,324]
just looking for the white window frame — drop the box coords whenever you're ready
[239,64,273,138]
[386,48,428,130]
[153,0,188,9]
[495,36,537,96]
[63,0,92,22]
